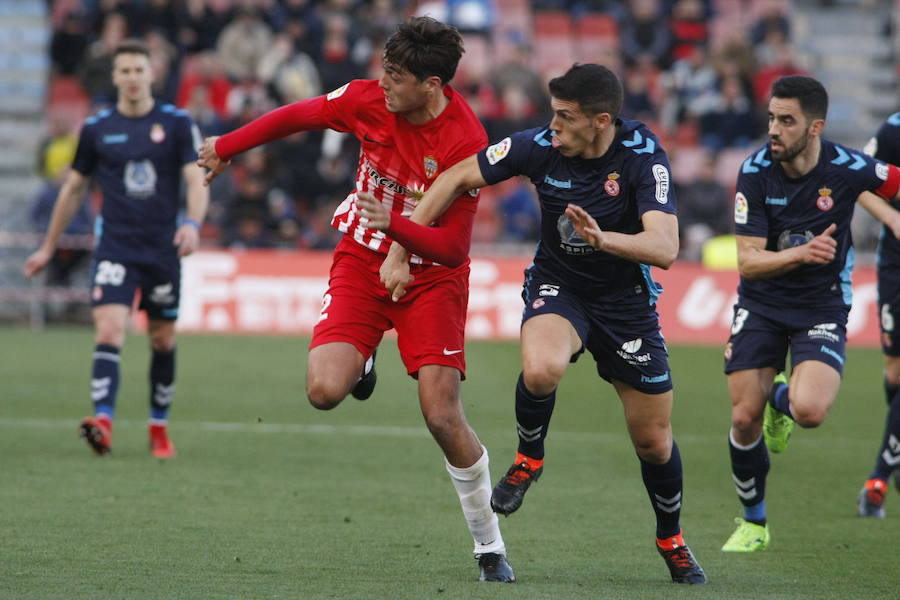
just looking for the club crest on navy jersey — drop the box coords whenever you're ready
[604,172,621,196]
[150,123,165,143]
[424,155,438,179]
[816,187,833,211]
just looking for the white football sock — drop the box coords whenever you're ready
[445,445,506,556]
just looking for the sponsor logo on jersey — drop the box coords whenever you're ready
[150,123,165,143]
[876,162,889,181]
[366,165,409,197]
[604,172,620,196]
[124,159,157,197]
[734,192,748,224]
[532,298,545,310]
[485,137,511,165]
[777,229,814,250]
[408,182,426,202]
[102,133,128,144]
[621,338,643,353]
[652,164,669,204]
[556,214,594,255]
[538,284,559,297]
[765,196,788,206]
[326,83,349,100]
[423,155,438,179]
[544,175,572,188]
[816,186,833,211]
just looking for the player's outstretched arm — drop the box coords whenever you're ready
[174,162,210,257]
[23,169,89,278]
[859,190,900,240]
[565,205,679,268]
[736,223,837,279]
[197,136,231,186]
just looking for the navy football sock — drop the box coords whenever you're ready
[514,372,556,460]
[150,347,176,422]
[871,387,900,480]
[769,380,793,419]
[640,441,684,539]
[729,431,769,525]
[91,344,120,418]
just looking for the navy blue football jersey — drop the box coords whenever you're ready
[72,103,201,263]
[734,138,898,310]
[867,112,900,268]
[476,119,676,301]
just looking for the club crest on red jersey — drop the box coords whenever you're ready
[150,124,165,143]
[604,172,621,196]
[816,187,833,211]
[424,155,438,179]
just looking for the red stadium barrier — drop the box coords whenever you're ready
[169,250,882,347]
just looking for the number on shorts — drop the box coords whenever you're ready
[317,293,332,324]
[94,260,126,286]
[731,307,749,335]
[882,304,894,333]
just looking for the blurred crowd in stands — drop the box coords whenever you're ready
[38,0,806,261]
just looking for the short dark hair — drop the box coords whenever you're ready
[771,75,828,120]
[383,17,463,85]
[548,63,623,118]
[113,39,150,59]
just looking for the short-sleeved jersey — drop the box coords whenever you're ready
[72,103,201,263]
[866,112,900,268]
[734,138,899,310]
[476,119,676,301]
[321,80,487,264]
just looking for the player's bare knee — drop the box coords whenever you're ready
[522,363,564,397]
[306,382,343,410]
[731,409,761,434]
[634,439,671,464]
[791,405,827,428]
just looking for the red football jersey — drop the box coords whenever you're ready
[320,80,486,263]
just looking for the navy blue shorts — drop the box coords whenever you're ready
[723,300,848,375]
[521,268,672,394]
[89,256,181,321]
[878,265,900,356]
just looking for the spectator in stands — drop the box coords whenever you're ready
[145,28,179,103]
[484,83,546,141]
[619,0,673,70]
[486,36,550,121]
[257,33,322,105]
[216,5,273,82]
[184,85,228,137]
[178,0,232,54]
[77,11,128,104]
[622,65,659,123]
[50,11,90,76]
[176,51,233,119]
[668,0,709,62]
[698,74,759,150]
[658,43,717,134]
[751,0,791,46]
[753,40,807,108]
[496,180,540,243]
[318,13,365,92]
[674,153,732,261]
[134,0,181,42]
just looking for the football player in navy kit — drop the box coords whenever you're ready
[720,77,900,551]
[855,112,900,517]
[24,40,208,458]
[359,63,706,585]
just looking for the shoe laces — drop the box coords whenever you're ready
[504,461,536,486]
[866,479,887,505]
[663,545,694,570]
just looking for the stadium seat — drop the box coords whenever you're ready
[575,13,618,62]
[532,12,575,78]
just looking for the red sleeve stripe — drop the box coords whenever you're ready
[876,164,900,201]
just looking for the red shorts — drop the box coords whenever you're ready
[310,236,470,379]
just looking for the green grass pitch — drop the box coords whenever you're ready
[2,327,898,599]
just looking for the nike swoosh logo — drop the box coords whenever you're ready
[442,348,463,355]
[363,134,387,145]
